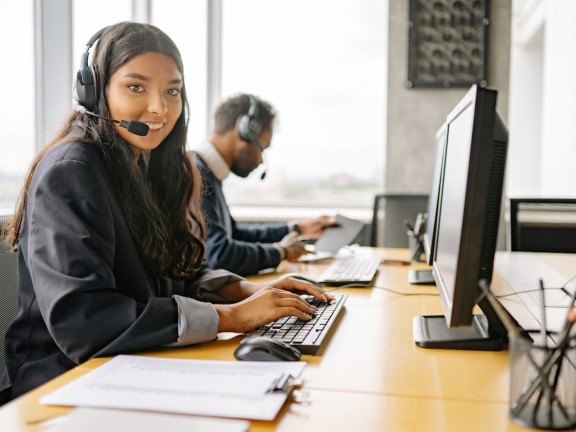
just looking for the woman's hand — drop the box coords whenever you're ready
[215,275,334,333]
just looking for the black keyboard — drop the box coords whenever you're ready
[318,256,380,285]
[244,294,348,355]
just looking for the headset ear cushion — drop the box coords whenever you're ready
[74,64,99,112]
[236,114,252,143]
[235,95,263,144]
[248,117,262,137]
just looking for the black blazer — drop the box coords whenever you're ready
[195,153,289,276]
[0,142,241,400]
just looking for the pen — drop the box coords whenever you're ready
[403,219,415,233]
[538,278,547,347]
[548,307,576,411]
[533,278,548,416]
[381,259,411,266]
[413,213,424,237]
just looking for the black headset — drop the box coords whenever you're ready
[71,25,149,136]
[73,27,109,113]
[235,94,263,145]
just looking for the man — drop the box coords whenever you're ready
[191,93,336,276]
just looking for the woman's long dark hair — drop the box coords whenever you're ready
[4,22,205,279]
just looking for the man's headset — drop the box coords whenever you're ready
[235,95,263,145]
[235,94,267,179]
[72,27,149,136]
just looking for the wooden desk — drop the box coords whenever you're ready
[1,248,573,432]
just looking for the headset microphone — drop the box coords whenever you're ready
[83,110,150,136]
[236,95,267,180]
[253,137,267,180]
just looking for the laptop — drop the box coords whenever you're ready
[298,214,366,262]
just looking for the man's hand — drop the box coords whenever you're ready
[277,232,307,261]
[296,215,337,239]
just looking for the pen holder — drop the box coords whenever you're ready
[509,333,576,430]
[407,231,425,262]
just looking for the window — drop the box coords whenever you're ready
[73,0,132,69]
[0,0,35,212]
[152,1,208,149]
[0,1,386,213]
[220,0,387,209]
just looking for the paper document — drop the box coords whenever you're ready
[41,355,307,421]
[45,407,249,432]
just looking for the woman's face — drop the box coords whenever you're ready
[106,52,183,156]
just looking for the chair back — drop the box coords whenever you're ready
[509,198,576,252]
[371,194,428,248]
[0,214,18,373]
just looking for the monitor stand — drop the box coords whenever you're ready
[408,269,435,285]
[412,314,505,351]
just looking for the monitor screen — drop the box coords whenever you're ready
[407,124,447,286]
[423,123,448,266]
[413,85,510,351]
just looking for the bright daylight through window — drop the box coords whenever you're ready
[219,0,387,210]
[0,1,34,212]
[0,0,387,213]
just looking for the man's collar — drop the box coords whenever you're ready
[195,140,230,181]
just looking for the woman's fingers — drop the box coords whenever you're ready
[280,276,333,303]
[222,288,320,333]
[285,306,315,322]
[259,287,317,315]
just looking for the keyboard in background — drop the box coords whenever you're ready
[318,256,380,286]
[244,293,348,355]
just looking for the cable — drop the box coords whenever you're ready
[323,284,439,297]
[491,273,576,310]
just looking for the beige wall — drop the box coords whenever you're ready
[385,0,511,193]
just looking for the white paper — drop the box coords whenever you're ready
[44,407,250,432]
[41,355,306,421]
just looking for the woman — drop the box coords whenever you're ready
[0,22,328,402]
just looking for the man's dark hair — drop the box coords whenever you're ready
[213,93,276,135]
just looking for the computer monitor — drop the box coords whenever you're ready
[413,85,511,351]
[408,123,447,285]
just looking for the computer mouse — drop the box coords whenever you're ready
[234,337,302,361]
[290,274,323,288]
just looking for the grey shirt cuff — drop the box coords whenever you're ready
[165,295,219,346]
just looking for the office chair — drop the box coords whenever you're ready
[509,198,576,252]
[370,193,429,248]
[0,214,18,375]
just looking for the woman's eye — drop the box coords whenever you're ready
[128,85,144,93]
[167,88,180,96]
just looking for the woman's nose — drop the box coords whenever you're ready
[148,91,168,115]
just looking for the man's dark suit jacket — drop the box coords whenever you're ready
[194,153,289,276]
[0,142,241,401]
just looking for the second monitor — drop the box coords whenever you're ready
[408,122,448,285]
